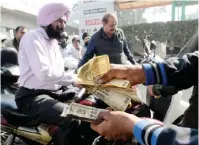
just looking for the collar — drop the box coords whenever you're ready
[38,27,50,40]
[100,27,116,40]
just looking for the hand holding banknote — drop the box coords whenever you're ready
[61,103,108,123]
[96,64,146,86]
[77,55,131,88]
[91,111,140,140]
[74,55,142,112]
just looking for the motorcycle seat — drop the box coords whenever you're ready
[1,65,19,85]
[1,94,41,127]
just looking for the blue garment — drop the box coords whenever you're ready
[138,51,198,145]
[134,120,198,145]
[78,27,136,68]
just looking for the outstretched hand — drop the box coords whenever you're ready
[91,111,140,140]
[96,64,146,86]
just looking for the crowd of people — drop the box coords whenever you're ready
[1,12,137,70]
[1,26,90,70]
[0,2,198,145]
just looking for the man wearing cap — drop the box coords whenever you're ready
[15,3,95,145]
[81,32,91,57]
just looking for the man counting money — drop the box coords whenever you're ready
[91,51,198,145]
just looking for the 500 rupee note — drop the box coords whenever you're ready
[61,103,106,123]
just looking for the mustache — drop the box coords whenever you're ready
[46,25,63,40]
[56,26,65,32]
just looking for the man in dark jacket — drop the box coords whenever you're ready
[91,51,198,145]
[78,13,136,68]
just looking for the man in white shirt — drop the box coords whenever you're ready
[66,36,82,61]
[59,32,69,57]
[59,33,79,70]
[15,3,95,145]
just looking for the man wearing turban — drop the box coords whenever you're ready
[15,3,96,145]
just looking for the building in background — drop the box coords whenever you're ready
[70,0,198,43]
[77,0,116,44]
[1,0,198,51]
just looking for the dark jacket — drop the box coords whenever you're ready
[143,51,198,129]
[4,38,19,51]
[134,119,198,145]
[78,28,136,68]
[138,51,198,145]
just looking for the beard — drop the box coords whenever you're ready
[85,41,89,46]
[46,25,64,40]
[60,42,67,48]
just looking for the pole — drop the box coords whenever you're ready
[181,0,186,20]
[172,0,176,21]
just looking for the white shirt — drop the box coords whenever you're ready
[66,44,82,60]
[59,47,68,58]
[18,27,74,90]
[59,47,79,69]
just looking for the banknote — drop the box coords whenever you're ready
[76,55,131,88]
[77,55,110,80]
[108,87,141,103]
[77,60,94,85]
[90,55,110,78]
[76,78,131,89]
[93,88,132,111]
[61,103,106,123]
[85,86,141,110]
[103,79,131,88]
[85,86,141,102]
[75,55,141,111]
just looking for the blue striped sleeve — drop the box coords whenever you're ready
[142,63,168,86]
[133,120,164,145]
[151,127,164,145]
[156,62,167,85]
[133,120,151,144]
[142,64,156,85]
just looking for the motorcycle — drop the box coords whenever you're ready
[2,42,188,145]
[1,63,151,145]
[0,65,101,145]
[0,47,101,145]
[0,44,169,145]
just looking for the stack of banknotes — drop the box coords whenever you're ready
[61,102,107,123]
[61,55,141,122]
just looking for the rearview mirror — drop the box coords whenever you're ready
[150,40,157,50]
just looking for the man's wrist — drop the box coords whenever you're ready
[127,65,146,84]
[125,114,141,137]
